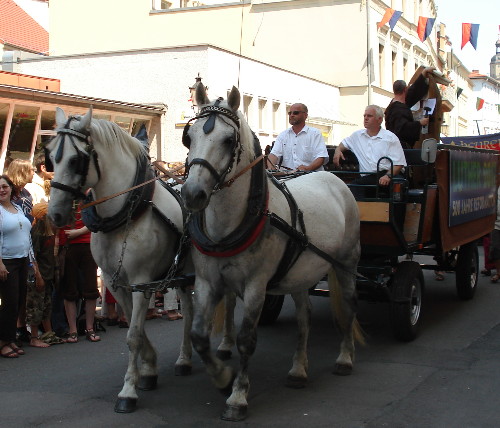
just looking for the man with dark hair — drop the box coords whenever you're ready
[268,103,328,171]
[25,153,54,205]
[385,66,435,148]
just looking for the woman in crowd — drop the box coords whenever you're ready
[59,206,101,343]
[0,175,32,357]
[6,159,36,344]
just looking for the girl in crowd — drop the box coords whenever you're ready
[0,175,32,357]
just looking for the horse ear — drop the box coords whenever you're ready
[195,83,210,106]
[78,106,93,132]
[227,86,240,112]
[55,107,67,127]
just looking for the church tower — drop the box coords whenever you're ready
[490,35,500,79]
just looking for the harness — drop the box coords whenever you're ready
[184,100,352,288]
[51,116,101,199]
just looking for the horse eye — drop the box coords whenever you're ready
[68,156,78,168]
[224,136,235,145]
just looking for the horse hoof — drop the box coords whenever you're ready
[175,364,192,376]
[114,397,137,413]
[137,375,158,391]
[221,404,248,421]
[286,375,307,389]
[216,349,232,361]
[333,363,353,376]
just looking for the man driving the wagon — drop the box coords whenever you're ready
[333,105,406,199]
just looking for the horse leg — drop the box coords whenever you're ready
[329,267,358,376]
[175,286,193,376]
[216,292,236,361]
[134,293,158,391]
[221,288,265,422]
[114,290,151,413]
[286,291,311,389]
[191,283,235,393]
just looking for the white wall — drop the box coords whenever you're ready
[18,46,341,161]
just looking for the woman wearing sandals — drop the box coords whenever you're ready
[0,175,32,358]
[59,206,101,343]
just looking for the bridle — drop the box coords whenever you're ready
[50,116,101,199]
[183,97,242,191]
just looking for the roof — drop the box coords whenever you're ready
[0,0,48,54]
[0,83,166,116]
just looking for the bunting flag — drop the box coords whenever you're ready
[461,23,480,49]
[377,8,403,30]
[417,17,436,42]
[456,87,463,98]
[476,98,484,111]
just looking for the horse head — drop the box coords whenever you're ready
[181,85,251,212]
[47,106,99,226]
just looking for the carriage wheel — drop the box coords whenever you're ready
[455,241,479,301]
[258,294,285,326]
[390,261,424,342]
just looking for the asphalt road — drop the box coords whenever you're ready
[1,254,500,428]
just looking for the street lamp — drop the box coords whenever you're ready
[189,74,208,113]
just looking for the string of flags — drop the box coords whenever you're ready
[376,8,497,51]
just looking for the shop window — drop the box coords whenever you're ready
[131,119,150,137]
[115,116,132,132]
[7,105,39,161]
[0,103,9,146]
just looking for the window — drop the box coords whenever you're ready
[379,44,385,87]
[115,116,132,132]
[243,95,253,123]
[392,51,397,84]
[258,98,267,131]
[8,105,39,161]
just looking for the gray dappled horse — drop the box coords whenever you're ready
[181,85,363,421]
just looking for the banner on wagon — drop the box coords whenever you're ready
[441,133,500,151]
[448,150,497,227]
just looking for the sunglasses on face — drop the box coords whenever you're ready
[288,110,305,116]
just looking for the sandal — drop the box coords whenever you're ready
[435,272,445,281]
[30,336,50,348]
[8,342,24,355]
[65,332,78,343]
[85,329,101,342]
[0,344,19,358]
[491,274,499,283]
[40,331,65,345]
[163,310,183,321]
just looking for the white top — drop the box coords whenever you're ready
[25,173,48,205]
[342,128,406,173]
[0,204,32,259]
[271,126,328,171]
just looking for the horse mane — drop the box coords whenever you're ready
[88,118,148,160]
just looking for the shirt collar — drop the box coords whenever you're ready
[362,127,383,139]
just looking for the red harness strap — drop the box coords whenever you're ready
[192,192,269,258]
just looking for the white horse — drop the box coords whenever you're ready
[181,85,363,421]
[47,107,201,413]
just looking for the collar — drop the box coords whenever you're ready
[362,127,383,139]
[288,125,309,136]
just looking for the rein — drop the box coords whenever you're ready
[80,163,185,210]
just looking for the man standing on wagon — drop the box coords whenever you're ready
[267,103,329,172]
[384,66,435,149]
[332,105,406,198]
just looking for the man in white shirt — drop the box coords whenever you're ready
[25,153,54,205]
[268,103,328,171]
[333,105,406,197]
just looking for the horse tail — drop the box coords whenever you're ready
[328,268,365,346]
[211,297,225,336]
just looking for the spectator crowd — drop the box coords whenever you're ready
[0,153,182,359]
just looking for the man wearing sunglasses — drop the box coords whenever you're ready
[267,103,328,172]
